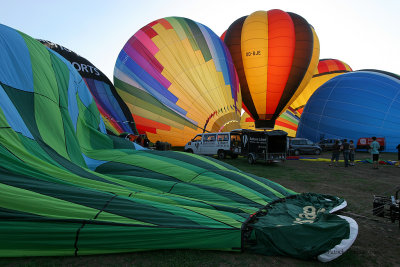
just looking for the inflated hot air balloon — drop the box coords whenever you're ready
[114,17,242,146]
[297,70,400,152]
[290,58,352,114]
[38,40,138,136]
[224,9,320,129]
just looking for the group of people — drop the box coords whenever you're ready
[329,137,400,169]
[329,139,356,167]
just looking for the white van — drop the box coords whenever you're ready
[184,132,241,159]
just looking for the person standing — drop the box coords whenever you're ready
[396,143,400,168]
[370,137,380,169]
[341,139,350,167]
[329,140,341,167]
[349,140,356,166]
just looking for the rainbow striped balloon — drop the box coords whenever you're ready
[114,17,242,146]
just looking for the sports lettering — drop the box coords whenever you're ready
[71,62,100,76]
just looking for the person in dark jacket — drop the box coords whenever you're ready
[349,140,356,166]
[329,140,341,167]
[341,139,350,167]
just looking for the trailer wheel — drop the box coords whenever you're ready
[185,149,193,153]
[248,154,255,164]
[217,150,226,159]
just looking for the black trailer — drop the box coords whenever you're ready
[232,129,288,164]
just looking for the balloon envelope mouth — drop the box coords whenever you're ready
[255,120,276,129]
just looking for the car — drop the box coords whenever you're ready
[318,139,342,151]
[289,138,322,156]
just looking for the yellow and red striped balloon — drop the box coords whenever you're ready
[224,10,320,129]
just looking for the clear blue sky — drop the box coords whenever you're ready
[1,0,399,81]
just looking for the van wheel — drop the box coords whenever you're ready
[315,149,321,155]
[217,150,226,159]
[294,150,300,156]
[248,154,255,164]
[185,149,193,153]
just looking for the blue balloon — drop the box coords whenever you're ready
[297,71,400,152]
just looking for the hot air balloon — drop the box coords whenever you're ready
[224,9,320,129]
[114,17,242,146]
[297,70,400,152]
[290,58,352,114]
[38,39,138,136]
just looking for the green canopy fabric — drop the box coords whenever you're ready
[0,23,357,261]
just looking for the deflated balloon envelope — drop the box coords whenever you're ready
[114,17,242,146]
[38,39,138,136]
[224,9,320,129]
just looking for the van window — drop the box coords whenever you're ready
[192,135,202,142]
[204,134,216,142]
[217,134,229,141]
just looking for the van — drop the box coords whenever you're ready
[184,132,241,159]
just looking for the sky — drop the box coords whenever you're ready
[1,0,399,81]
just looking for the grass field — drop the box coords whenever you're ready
[1,151,399,267]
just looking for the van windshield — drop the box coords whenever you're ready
[192,135,202,142]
